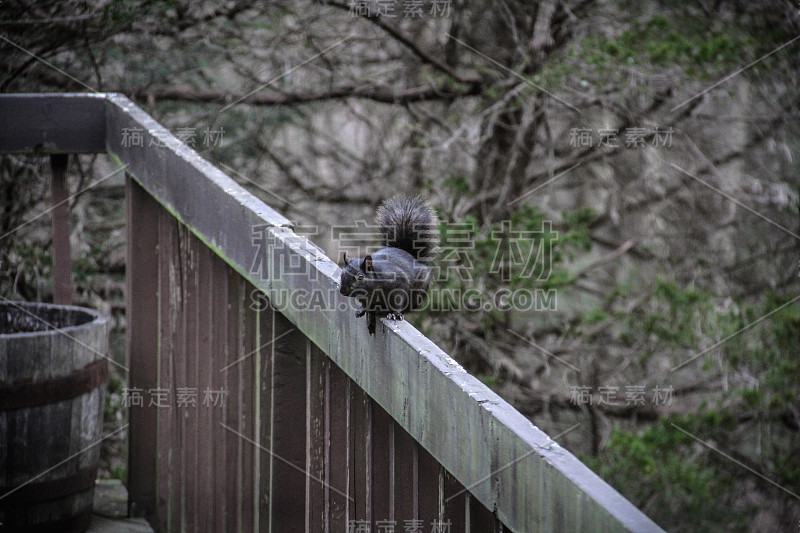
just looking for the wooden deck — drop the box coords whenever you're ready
[0,93,665,532]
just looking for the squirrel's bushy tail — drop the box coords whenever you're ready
[376,195,439,264]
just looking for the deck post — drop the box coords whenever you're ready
[50,153,71,305]
[125,176,161,525]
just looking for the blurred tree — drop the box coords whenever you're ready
[2,0,799,529]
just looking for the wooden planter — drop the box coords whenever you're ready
[0,302,110,533]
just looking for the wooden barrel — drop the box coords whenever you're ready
[0,301,109,532]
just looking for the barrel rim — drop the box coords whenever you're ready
[0,301,110,339]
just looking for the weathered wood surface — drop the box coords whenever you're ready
[0,302,109,532]
[50,154,72,305]
[124,184,500,531]
[0,93,665,532]
[0,93,106,153]
[104,93,663,533]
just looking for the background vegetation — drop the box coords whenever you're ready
[2,1,799,530]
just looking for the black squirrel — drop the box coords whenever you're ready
[339,196,439,334]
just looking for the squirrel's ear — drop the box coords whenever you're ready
[362,255,374,273]
[341,252,350,265]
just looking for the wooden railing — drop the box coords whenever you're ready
[0,93,664,532]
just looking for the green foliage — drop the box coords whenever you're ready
[420,205,592,328]
[442,174,471,195]
[584,307,609,324]
[477,374,500,388]
[110,464,128,483]
[73,248,102,283]
[587,292,800,531]
[621,279,716,352]
[470,205,591,294]
[101,0,152,27]
[584,413,752,532]
[104,375,125,422]
[12,243,52,272]
[582,11,756,80]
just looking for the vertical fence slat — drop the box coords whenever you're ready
[468,494,499,532]
[326,359,351,532]
[224,273,243,532]
[258,299,274,533]
[196,243,214,531]
[307,345,327,531]
[157,205,177,531]
[172,221,188,533]
[50,154,71,305]
[126,177,160,524]
[172,224,189,532]
[417,444,439,531]
[371,403,393,527]
[250,296,263,533]
[443,469,467,532]
[270,312,307,532]
[240,281,257,533]
[393,423,417,527]
[211,258,230,533]
[183,231,200,532]
[351,388,371,529]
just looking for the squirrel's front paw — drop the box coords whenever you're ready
[386,313,405,321]
[355,307,366,318]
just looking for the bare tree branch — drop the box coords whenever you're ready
[130,82,483,106]
[321,0,482,85]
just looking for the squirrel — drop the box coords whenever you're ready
[339,196,439,335]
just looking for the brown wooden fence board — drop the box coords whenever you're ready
[393,423,418,526]
[269,313,307,532]
[210,255,229,533]
[154,201,170,531]
[224,273,243,532]
[184,230,199,533]
[125,177,160,525]
[307,344,327,532]
[196,243,214,531]
[326,359,352,532]
[176,224,189,533]
[370,404,393,526]
[171,224,183,533]
[240,282,257,533]
[351,385,370,529]
[257,302,273,533]
[417,443,440,532]
[444,469,467,532]
[469,493,504,533]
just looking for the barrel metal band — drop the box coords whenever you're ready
[0,465,98,506]
[0,358,108,410]
[0,505,93,533]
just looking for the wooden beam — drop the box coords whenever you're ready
[0,93,106,154]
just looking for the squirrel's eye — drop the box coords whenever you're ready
[357,272,364,281]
